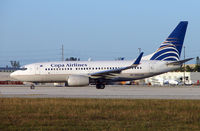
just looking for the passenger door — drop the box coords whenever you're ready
[35,65,40,75]
[149,62,155,73]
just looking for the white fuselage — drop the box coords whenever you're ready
[10,60,180,83]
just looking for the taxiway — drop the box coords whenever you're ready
[1,85,200,99]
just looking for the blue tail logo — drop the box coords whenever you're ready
[150,21,188,61]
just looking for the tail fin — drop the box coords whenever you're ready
[150,21,188,61]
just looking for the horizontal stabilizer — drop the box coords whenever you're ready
[167,58,193,65]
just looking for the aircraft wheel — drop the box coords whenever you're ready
[96,84,105,89]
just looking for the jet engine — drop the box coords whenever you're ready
[67,75,89,86]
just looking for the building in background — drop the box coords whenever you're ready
[145,72,200,86]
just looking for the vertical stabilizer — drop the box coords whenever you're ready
[146,21,188,61]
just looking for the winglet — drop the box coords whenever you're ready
[133,52,144,65]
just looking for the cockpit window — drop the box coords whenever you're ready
[21,68,27,70]
[20,66,27,70]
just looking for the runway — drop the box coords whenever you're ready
[1,85,200,99]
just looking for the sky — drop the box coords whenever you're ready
[0,0,200,66]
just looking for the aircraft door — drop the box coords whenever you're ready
[35,65,40,75]
[149,62,155,73]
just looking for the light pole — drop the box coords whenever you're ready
[138,48,141,54]
[61,44,64,61]
[183,46,185,85]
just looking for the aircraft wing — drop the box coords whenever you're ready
[89,52,143,77]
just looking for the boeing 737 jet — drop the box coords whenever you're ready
[10,21,192,89]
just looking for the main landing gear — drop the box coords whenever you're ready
[96,84,105,89]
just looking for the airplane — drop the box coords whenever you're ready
[10,21,193,89]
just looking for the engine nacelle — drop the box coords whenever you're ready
[67,75,89,86]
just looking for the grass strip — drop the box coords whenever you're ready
[0,98,200,131]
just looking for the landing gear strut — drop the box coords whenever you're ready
[96,84,105,89]
[30,84,35,89]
